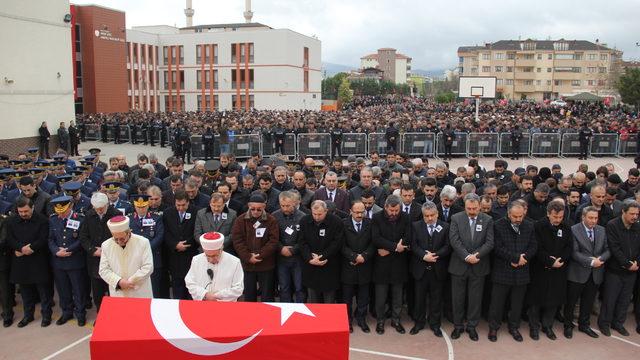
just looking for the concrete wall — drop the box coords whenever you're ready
[0,0,74,152]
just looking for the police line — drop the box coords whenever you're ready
[80,126,637,159]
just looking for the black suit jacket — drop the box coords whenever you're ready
[437,203,462,223]
[341,218,374,285]
[402,202,423,222]
[410,220,451,280]
[314,187,350,214]
[163,206,199,276]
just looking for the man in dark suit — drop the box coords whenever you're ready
[292,171,314,210]
[438,185,461,223]
[163,190,199,299]
[7,196,52,328]
[342,200,375,333]
[79,192,120,311]
[371,195,411,335]
[314,171,350,214]
[409,201,450,337]
[400,184,422,222]
[564,206,610,339]
[487,202,537,342]
[448,193,494,341]
[597,201,640,337]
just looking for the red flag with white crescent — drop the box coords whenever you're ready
[91,297,349,360]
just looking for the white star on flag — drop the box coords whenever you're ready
[264,303,316,325]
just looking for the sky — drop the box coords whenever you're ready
[73,0,640,70]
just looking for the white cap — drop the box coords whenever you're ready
[107,215,130,233]
[200,232,224,251]
[91,192,109,208]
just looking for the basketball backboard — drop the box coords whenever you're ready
[458,76,497,99]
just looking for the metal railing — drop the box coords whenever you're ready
[530,133,561,157]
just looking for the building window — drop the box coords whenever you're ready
[588,54,597,60]
[588,80,596,86]
[459,56,464,63]
[600,53,608,61]
[521,42,536,51]
[587,67,596,73]
[482,66,490,73]
[537,54,542,60]
[522,67,534,72]
[231,95,254,110]
[523,54,534,60]
[196,45,203,64]
[482,53,490,60]
[495,66,502,72]
[553,42,569,51]
[547,80,552,86]
[505,79,514,85]
[599,67,607,73]
[554,80,562,86]
[507,53,516,60]
[496,79,503,85]
[524,80,533,86]
[231,69,254,89]
[163,46,168,65]
[547,68,552,73]
[494,53,504,60]
[548,53,553,60]
[536,68,541,73]
[555,53,576,60]
[536,80,541,86]
[598,80,606,86]
[506,66,513,72]
[571,80,581,87]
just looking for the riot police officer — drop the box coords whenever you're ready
[330,124,343,159]
[160,121,168,148]
[48,196,88,326]
[578,122,593,160]
[128,194,166,298]
[100,121,108,143]
[510,126,523,160]
[202,126,215,160]
[179,127,192,164]
[443,124,456,160]
[113,120,120,145]
[149,120,157,147]
[274,123,286,154]
[141,120,149,145]
[130,122,138,144]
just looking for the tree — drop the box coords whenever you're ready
[616,68,640,108]
[321,72,348,100]
[434,91,456,104]
[337,78,353,107]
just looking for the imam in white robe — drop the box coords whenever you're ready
[184,252,244,301]
[99,233,154,298]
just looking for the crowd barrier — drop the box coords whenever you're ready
[77,124,639,159]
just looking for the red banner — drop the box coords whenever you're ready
[91,297,349,359]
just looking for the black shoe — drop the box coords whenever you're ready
[467,328,479,341]
[410,325,424,335]
[542,327,556,340]
[349,323,353,333]
[41,317,52,327]
[599,326,611,337]
[77,318,86,327]
[56,314,73,326]
[612,326,629,337]
[376,323,385,335]
[579,326,599,338]
[451,328,462,339]
[3,318,13,328]
[564,327,573,339]
[357,320,370,333]
[17,317,34,328]
[509,329,523,342]
[431,326,443,337]
[391,322,405,334]
[530,328,539,340]
[488,329,497,342]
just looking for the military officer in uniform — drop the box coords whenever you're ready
[103,182,133,216]
[48,196,87,326]
[128,194,166,298]
[60,182,91,214]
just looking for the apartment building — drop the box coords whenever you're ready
[458,39,622,101]
[360,48,412,84]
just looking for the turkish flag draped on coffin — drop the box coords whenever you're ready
[90,297,349,360]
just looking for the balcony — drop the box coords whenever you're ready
[514,72,536,80]
[553,72,583,80]
[514,85,536,92]
[514,59,536,67]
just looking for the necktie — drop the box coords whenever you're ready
[179,212,185,222]
[443,208,449,221]
[470,218,476,241]
[404,205,410,214]
[428,224,434,236]
[512,224,520,234]
[356,222,361,233]
[367,210,371,219]
[214,214,220,224]
[588,229,594,243]
[329,191,334,202]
